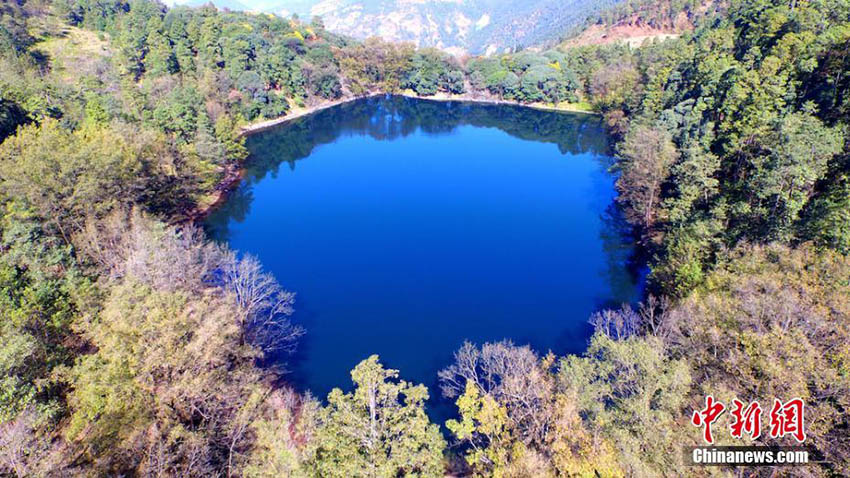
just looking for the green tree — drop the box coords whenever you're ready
[616,124,679,230]
[83,92,110,125]
[0,97,28,142]
[802,172,850,253]
[309,68,342,100]
[747,111,844,240]
[0,120,147,237]
[214,113,248,163]
[152,86,202,143]
[0,210,84,424]
[144,30,179,76]
[559,334,692,476]
[312,355,445,478]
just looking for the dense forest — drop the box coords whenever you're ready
[585,0,714,30]
[0,0,848,476]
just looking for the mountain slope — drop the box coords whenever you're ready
[197,0,626,55]
[561,0,724,48]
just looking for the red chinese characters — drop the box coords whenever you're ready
[729,399,762,439]
[769,398,806,443]
[692,395,725,444]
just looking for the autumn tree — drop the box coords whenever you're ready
[64,209,305,475]
[558,334,692,476]
[75,208,303,357]
[443,341,625,477]
[440,341,556,448]
[65,282,267,475]
[666,243,850,474]
[242,389,320,478]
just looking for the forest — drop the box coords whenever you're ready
[0,0,848,476]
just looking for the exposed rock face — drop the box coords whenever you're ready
[270,0,622,55]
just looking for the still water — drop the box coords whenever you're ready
[205,95,644,411]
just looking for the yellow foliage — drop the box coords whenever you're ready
[549,394,625,478]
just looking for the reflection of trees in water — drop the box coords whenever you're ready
[243,95,611,184]
[598,202,646,306]
[204,183,254,241]
[208,95,615,242]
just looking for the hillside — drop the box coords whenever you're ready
[562,16,685,48]
[314,0,631,55]
[1,0,849,476]
[176,0,628,55]
[561,0,725,48]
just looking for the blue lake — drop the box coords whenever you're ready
[205,95,644,413]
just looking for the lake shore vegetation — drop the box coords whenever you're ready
[1,0,848,476]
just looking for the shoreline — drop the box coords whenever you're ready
[395,91,598,116]
[239,91,386,136]
[186,92,600,223]
[239,91,598,137]
[182,162,244,224]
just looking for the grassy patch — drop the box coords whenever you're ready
[554,100,594,112]
[37,26,112,84]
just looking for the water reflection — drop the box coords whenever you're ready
[204,96,645,419]
[208,95,614,241]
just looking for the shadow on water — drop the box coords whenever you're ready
[204,95,646,426]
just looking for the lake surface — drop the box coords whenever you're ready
[205,95,644,412]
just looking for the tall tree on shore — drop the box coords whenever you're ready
[312,356,446,478]
[615,124,679,231]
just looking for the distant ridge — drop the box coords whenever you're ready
[174,0,626,55]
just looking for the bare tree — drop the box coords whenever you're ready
[76,208,304,357]
[0,408,45,477]
[76,207,225,292]
[139,423,215,477]
[589,296,674,341]
[218,252,304,355]
[639,294,674,340]
[589,304,641,339]
[439,341,556,447]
